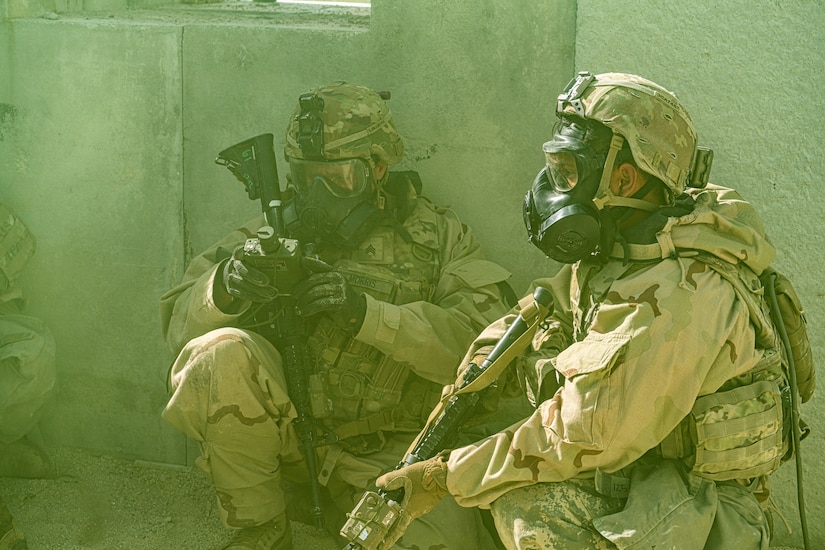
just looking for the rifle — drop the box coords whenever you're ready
[339,286,553,549]
[216,133,337,529]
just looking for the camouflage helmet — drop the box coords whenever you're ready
[284,81,404,165]
[556,71,698,197]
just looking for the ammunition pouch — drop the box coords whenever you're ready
[305,258,439,456]
[659,349,789,481]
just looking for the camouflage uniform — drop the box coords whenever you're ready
[420,73,798,549]
[160,187,510,548]
[0,202,56,447]
[444,184,785,549]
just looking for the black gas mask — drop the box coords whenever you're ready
[282,157,383,249]
[281,92,384,249]
[523,120,615,263]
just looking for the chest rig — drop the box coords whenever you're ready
[305,209,443,454]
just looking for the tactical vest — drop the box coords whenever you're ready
[304,211,444,455]
[657,254,807,481]
[578,250,806,482]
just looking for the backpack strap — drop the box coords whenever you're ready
[692,253,776,350]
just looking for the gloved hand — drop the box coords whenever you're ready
[292,257,366,333]
[373,454,450,550]
[220,248,279,304]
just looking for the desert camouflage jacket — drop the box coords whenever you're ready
[446,184,778,508]
[160,193,511,388]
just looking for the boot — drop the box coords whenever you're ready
[0,496,28,550]
[0,439,52,479]
[221,514,292,550]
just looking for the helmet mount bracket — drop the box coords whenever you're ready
[296,93,326,161]
[557,71,595,118]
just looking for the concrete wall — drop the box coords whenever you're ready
[0,0,575,462]
[574,1,825,546]
[2,0,824,546]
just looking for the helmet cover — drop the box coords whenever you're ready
[557,72,698,198]
[284,81,404,165]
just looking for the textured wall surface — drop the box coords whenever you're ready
[575,1,825,547]
[1,20,185,460]
[0,0,575,464]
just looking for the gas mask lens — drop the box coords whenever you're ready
[541,125,604,193]
[289,158,371,198]
[543,151,579,191]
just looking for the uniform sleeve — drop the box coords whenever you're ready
[159,217,262,355]
[445,258,766,508]
[355,208,512,386]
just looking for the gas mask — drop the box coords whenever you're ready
[282,157,384,249]
[523,120,615,263]
[523,119,661,263]
[281,91,386,249]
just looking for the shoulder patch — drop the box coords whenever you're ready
[403,198,440,249]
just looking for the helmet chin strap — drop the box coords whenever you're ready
[592,134,659,213]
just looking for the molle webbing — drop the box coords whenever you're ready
[332,408,397,442]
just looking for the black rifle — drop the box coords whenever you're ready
[216,133,337,529]
[340,286,553,549]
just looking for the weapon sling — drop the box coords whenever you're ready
[402,288,553,464]
[340,286,553,549]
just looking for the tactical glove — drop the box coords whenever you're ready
[220,249,279,304]
[292,257,366,333]
[373,453,450,550]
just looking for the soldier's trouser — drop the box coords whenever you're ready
[490,478,623,550]
[490,461,769,550]
[163,328,301,528]
[164,328,499,549]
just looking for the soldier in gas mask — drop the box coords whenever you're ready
[373,72,807,549]
[160,81,513,550]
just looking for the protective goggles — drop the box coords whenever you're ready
[288,157,372,198]
[541,132,605,193]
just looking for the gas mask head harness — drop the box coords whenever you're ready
[282,82,403,249]
[523,71,714,264]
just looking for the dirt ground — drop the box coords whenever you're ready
[0,446,339,550]
[0,446,805,550]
